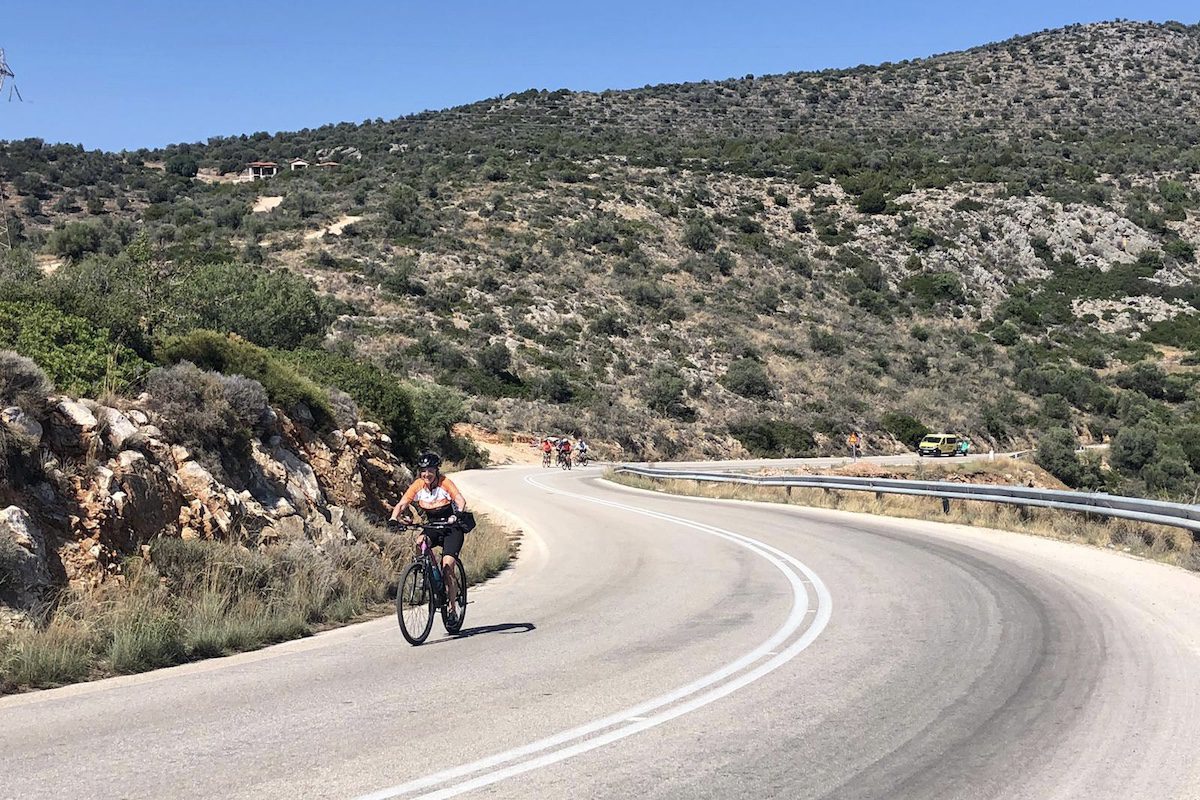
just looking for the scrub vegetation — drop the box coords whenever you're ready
[0,510,514,692]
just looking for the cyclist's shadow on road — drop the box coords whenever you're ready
[427,622,536,645]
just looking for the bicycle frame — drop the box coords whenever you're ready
[406,522,456,605]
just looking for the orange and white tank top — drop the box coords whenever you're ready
[402,476,462,510]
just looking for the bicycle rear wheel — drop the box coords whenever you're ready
[396,562,435,645]
[442,559,468,634]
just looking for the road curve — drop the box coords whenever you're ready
[4,466,1200,799]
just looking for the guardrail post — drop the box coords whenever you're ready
[941,497,950,514]
[785,486,792,498]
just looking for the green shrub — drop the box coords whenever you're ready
[901,272,964,307]
[282,348,422,460]
[175,262,336,349]
[1164,238,1195,262]
[908,227,937,250]
[477,343,513,376]
[623,279,674,307]
[534,370,574,404]
[1115,362,1167,400]
[1035,428,1083,487]
[0,301,149,396]
[881,411,929,449]
[1177,424,1200,473]
[682,214,717,252]
[720,358,773,399]
[0,617,97,689]
[856,188,887,214]
[157,331,332,426]
[729,419,815,457]
[644,363,693,420]
[383,185,431,238]
[1143,314,1200,351]
[46,222,103,261]
[1109,423,1161,474]
[46,254,336,352]
[406,381,488,467]
[165,154,198,178]
[589,311,627,337]
[809,327,846,357]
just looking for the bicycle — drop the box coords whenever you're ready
[542,451,552,468]
[392,519,468,645]
[575,451,590,467]
[557,451,573,470]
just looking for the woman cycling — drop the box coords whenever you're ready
[390,452,467,622]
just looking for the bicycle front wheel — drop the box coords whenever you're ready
[442,559,468,634]
[396,562,435,645]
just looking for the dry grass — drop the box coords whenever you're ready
[0,509,517,693]
[609,472,1198,571]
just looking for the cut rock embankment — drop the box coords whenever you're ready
[0,394,411,627]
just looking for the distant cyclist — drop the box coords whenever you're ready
[541,437,553,467]
[557,437,573,468]
[576,437,590,464]
[390,452,467,622]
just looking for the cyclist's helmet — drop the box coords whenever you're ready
[416,452,442,470]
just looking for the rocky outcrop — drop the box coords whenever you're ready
[0,507,51,625]
[1,406,43,445]
[0,394,411,625]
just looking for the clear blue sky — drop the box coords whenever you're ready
[2,1,1197,152]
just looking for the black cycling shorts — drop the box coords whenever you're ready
[429,527,464,559]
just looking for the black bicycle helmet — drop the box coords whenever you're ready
[416,452,442,470]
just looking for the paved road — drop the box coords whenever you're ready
[5,466,1200,799]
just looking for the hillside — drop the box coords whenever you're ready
[2,19,1200,497]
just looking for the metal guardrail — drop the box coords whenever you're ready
[615,466,1200,537]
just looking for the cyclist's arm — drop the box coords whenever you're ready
[391,481,421,521]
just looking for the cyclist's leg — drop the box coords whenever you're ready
[441,528,465,616]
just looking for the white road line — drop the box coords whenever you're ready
[353,471,831,800]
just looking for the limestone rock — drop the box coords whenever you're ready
[1,406,43,445]
[2,384,415,630]
[0,506,51,618]
[96,406,139,452]
[264,514,305,541]
[48,399,98,453]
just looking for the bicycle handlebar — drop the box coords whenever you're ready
[389,518,460,532]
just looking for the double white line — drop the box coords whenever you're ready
[354,473,832,800]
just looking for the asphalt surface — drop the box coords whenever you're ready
[4,466,1200,799]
